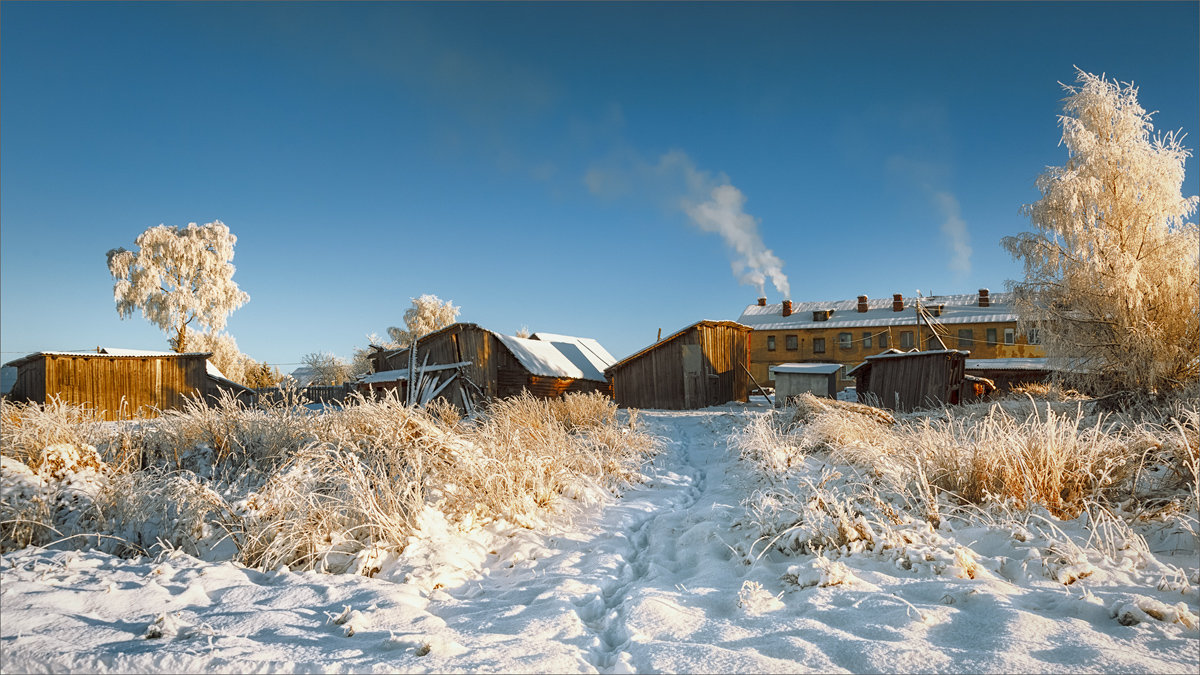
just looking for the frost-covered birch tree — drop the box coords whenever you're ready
[107,221,250,354]
[1003,69,1199,394]
[386,294,460,346]
[302,352,351,386]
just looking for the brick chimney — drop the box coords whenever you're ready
[782,300,793,317]
[757,297,767,307]
[857,295,869,313]
[892,294,905,312]
[978,288,990,307]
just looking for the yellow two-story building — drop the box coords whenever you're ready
[738,289,1045,390]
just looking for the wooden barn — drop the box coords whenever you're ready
[604,321,751,410]
[366,323,615,411]
[846,349,972,412]
[3,348,253,420]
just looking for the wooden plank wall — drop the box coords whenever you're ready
[610,323,750,410]
[864,352,967,412]
[40,355,206,420]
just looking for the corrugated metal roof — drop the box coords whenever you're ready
[770,363,842,375]
[738,292,1017,330]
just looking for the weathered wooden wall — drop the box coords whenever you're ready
[608,321,750,410]
[379,324,610,409]
[859,351,968,412]
[29,354,208,420]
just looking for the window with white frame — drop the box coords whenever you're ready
[1004,328,1015,345]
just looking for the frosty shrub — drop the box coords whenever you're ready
[1003,69,1199,395]
[107,221,249,354]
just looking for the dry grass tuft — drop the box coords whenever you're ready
[1,388,658,571]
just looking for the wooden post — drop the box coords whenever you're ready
[742,364,772,404]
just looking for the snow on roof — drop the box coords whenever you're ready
[359,368,410,384]
[530,333,617,381]
[770,363,843,375]
[4,348,213,369]
[965,357,1052,371]
[738,292,1017,330]
[494,333,597,381]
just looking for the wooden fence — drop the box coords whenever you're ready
[252,383,356,406]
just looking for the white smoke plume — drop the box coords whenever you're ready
[932,190,972,275]
[587,149,791,299]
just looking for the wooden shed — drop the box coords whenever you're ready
[604,320,751,410]
[367,323,615,411]
[3,348,252,420]
[770,363,842,406]
[965,357,1053,394]
[847,349,971,412]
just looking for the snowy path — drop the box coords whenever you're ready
[2,407,1197,673]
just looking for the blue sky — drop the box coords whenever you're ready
[2,1,1197,368]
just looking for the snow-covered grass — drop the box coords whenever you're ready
[731,392,1200,633]
[0,391,658,571]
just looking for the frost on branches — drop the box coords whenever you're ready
[387,295,461,347]
[107,221,250,354]
[1003,69,1200,395]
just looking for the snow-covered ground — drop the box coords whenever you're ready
[2,407,1197,673]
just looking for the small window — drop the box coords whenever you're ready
[767,335,776,351]
[838,332,852,349]
[986,328,997,346]
[1004,328,1015,345]
[925,333,940,350]
[813,337,826,354]
[958,329,973,348]
[786,335,798,351]
[1027,328,1041,345]
[879,332,889,349]
[899,331,914,349]
[862,332,872,349]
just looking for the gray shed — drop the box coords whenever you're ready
[769,363,842,405]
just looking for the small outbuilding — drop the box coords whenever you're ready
[604,320,751,410]
[847,349,971,413]
[769,363,842,406]
[964,357,1054,394]
[367,323,615,411]
[3,348,253,420]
